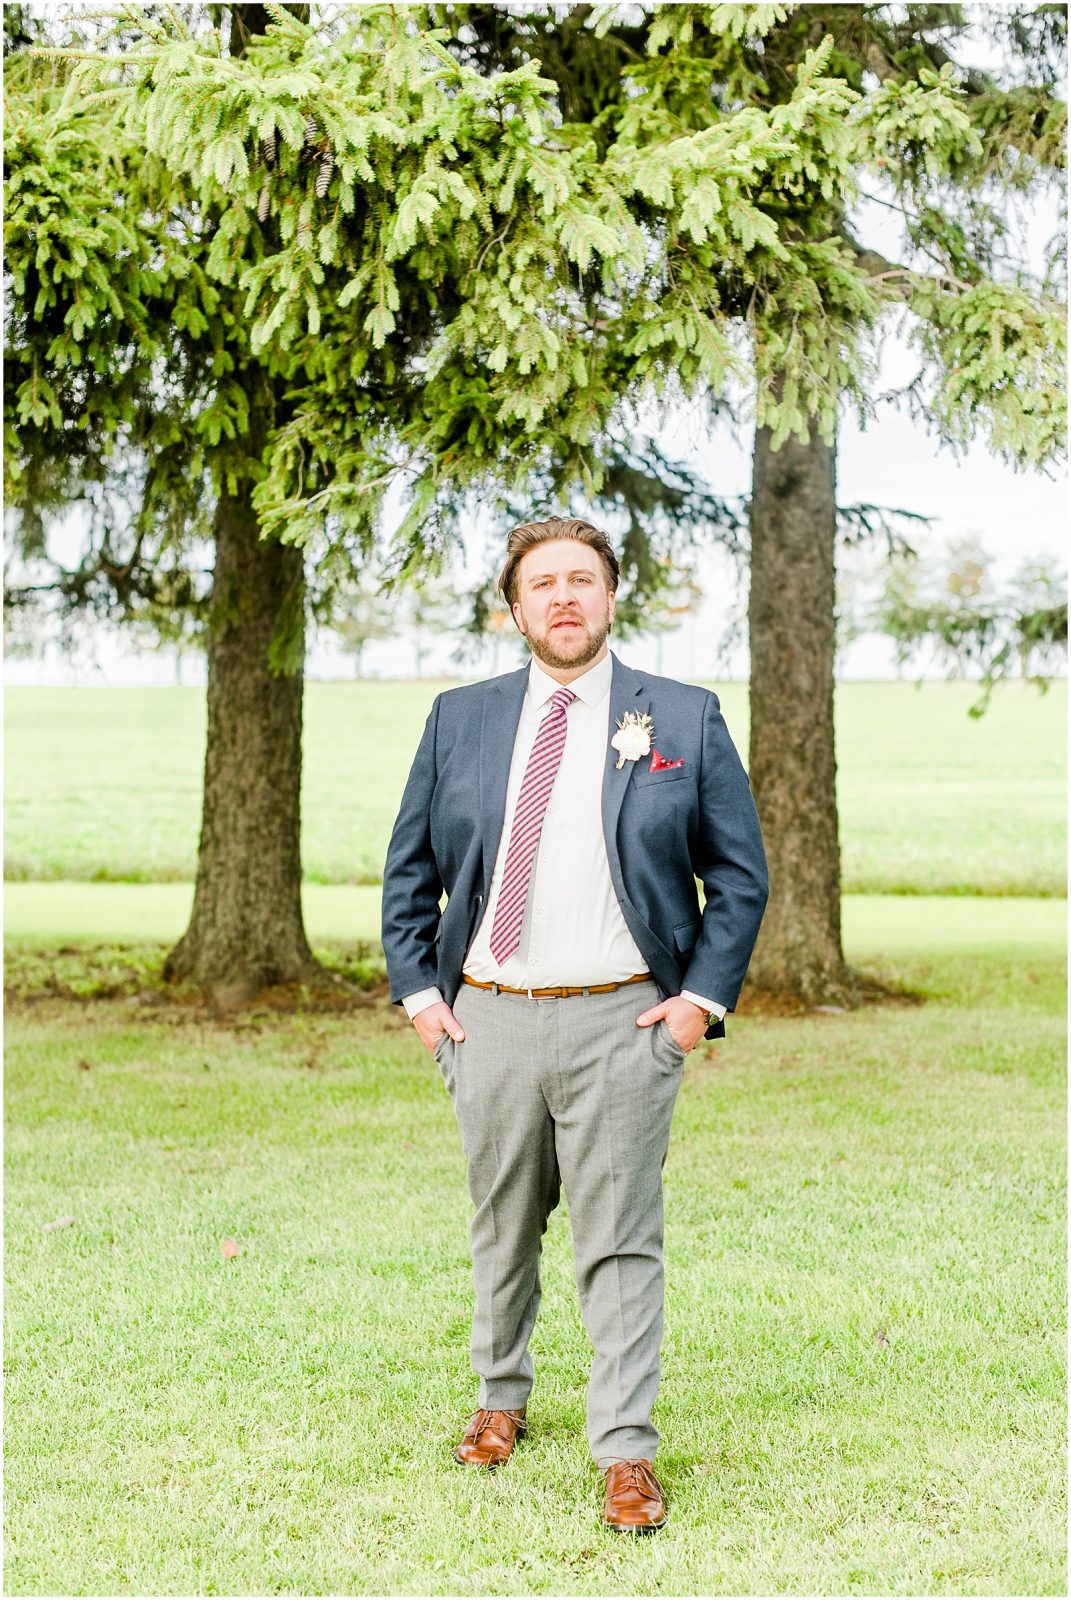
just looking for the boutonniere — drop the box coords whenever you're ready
[611,710,654,769]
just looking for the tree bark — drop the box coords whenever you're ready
[746,416,857,1005]
[164,1,322,1002]
[164,454,321,999]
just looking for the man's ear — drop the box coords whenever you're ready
[511,600,525,634]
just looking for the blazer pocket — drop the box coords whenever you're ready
[673,918,702,956]
[633,766,690,789]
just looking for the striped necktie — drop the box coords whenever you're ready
[489,685,577,966]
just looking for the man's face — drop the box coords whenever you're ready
[511,538,615,673]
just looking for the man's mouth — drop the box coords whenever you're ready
[552,619,581,630]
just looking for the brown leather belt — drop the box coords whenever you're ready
[461,972,652,1000]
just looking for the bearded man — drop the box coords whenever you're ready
[382,516,767,1532]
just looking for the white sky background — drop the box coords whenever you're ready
[11,330,1064,687]
[5,7,1067,687]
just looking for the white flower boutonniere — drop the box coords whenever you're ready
[611,710,655,769]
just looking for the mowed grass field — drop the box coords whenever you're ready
[4,899,1065,1596]
[4,678,1066,1592]
[4,679,1066,895]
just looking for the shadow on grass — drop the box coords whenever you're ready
[732,968,926,1019]
[2,939,390,1012]
[3,938,926,1022]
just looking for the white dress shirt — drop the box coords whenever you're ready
[402,652,726,1022]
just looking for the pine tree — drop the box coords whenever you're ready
[408,2,1068,1004]
[5,1,865,997]
[739,3,1065,1001]
[7,4,327,999]
[6,3,1064,1007]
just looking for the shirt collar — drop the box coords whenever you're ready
[527,649,613,710]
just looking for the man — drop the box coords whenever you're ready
[382,516,767,1533]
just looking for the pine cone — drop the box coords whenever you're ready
[258,184,270,222]
[262,131,276,167]
[297,220,311,248]
[315,153,334,198]
[305,113,317,144]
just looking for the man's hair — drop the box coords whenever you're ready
[498,516,621,608]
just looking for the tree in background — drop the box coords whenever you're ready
[396,571,464,677]
[639,558,705,675]
[875,546,928,679]
[416,2,1066,1003]
[7,4,1065,1007]
[7,2,857,998]
[875,539,1067,709]
[6,2,321,999]
[732,3,1065,1001]
[326,570,395,679]
[1005,558,1069,686]
[5,2,601,996]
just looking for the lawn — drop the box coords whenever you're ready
[3,881,1067,953]
[4,900,1065,1596]
[4,679,1066,895]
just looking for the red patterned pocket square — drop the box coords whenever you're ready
[648,748,685,772]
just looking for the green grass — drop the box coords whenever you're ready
[3,881,1066,954]
[5,904,1065,1595]
[5,680,1066,895]
[2,882,384,944]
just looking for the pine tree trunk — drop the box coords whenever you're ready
[164,471,321,1000]
[746,416,857,1005]
[164,1,323,1003]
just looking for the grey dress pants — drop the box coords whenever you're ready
[433,977,685,1465]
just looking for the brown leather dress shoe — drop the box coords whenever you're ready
[453,1407,528,1469]
[602,1458,668,1533]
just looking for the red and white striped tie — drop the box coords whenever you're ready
[489,685,576,965]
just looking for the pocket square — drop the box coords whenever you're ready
[648,748,685,771]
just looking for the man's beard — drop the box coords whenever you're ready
[524,610,611,672]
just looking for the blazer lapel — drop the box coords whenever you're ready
[602,652,646,864]
[479,664,529,895]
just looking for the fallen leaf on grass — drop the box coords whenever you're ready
[43,1216,76,1232]
[75,1059,93,1071]
[221,1238,242,1260]
[874,1327,890,1347]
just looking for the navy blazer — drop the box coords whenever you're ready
[381,652,768,1040]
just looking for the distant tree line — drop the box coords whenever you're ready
[873,539,1067,711]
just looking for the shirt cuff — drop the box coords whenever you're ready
[401,987,443,1020]
[681,990,726,1020]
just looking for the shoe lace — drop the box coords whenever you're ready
[606,1457,659,1497]
[466,1407,526,1443]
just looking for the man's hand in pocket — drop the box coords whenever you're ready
[635,995,707,1054]
[412,1000,466,1053]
